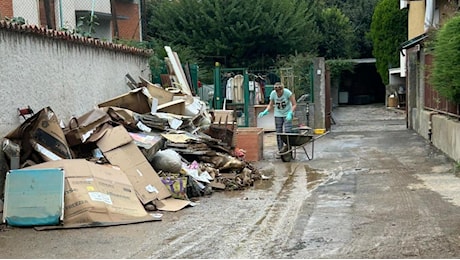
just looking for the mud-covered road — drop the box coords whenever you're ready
[2,104,460,259]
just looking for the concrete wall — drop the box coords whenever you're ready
[409,48,460,162]
[432,115,460,160]
[412,108,430,140]
[0,25,151,138]
[413,108,460,162]
[313,57,326,130]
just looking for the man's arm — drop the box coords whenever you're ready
[290,94,297,112]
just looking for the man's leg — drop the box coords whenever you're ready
[284,119,293,133]
[275,117,284,151]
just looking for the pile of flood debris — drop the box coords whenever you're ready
[0,48,262,229]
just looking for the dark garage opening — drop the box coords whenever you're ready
[338,60,385,105]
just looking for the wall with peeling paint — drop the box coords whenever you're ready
[0,23,151,137]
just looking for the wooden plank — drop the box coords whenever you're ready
[125,73,139,90]
[160,74,173,87]
[138,75,155,87]
[164,46,192,96]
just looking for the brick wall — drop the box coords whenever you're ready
[114,1,140,41]
[0,0,13,19]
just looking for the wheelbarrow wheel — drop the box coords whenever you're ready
[280,145,292,162]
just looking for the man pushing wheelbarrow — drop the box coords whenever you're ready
[258,82,326,162]
[258,82,297,160]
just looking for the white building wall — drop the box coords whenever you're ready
[0,28,151,137]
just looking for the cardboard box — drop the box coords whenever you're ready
[157,99,186,115]
[236,127,264,161]
[98,87,152,114]
[388,95,397,107]
[98,86,175,114]
[28,159,155,228]
[96,125,171,204]
[64,108,111,146]
[5,107,72,164]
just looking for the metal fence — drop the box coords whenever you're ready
[8,0,111,31]
[9,0,61,29]
[424,54,460,118]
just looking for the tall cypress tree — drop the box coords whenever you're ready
[369,0,407,85]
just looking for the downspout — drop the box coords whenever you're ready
[140,0,146,41]
[424,0,435,31]
[59,0,63,29]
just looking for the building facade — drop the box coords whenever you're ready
[0,0,144,42]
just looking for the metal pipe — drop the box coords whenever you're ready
[59,0,63,28]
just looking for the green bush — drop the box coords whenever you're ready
[369,0,407,85]
[430,15,460,103]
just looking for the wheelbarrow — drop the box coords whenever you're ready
[276,129,325,162]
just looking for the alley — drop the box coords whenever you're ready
[1,104,460,259]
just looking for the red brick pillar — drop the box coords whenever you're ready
[0,0,14,19]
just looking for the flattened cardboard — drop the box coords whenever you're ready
[95,124,132,153]
[27,159,155,228]
[96,126,171,204]
[139,78,174,105]
[161,133,192,143]
[154,198,191,212]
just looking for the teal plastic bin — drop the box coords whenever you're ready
[3,168,65,226]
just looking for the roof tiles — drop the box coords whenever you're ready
[0,20,152,56]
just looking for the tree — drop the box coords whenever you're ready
[316,7,357,59]
[369,0,407,85]
[317,0,379,58]
[146,0,319,69]
[275,52,315,97]
[430,15,460,103]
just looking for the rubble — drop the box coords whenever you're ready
[0,47,262,229]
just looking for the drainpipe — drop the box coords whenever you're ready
[59,0,63,29]
[424,0,435,31]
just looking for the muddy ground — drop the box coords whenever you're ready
[1,104,460,259]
